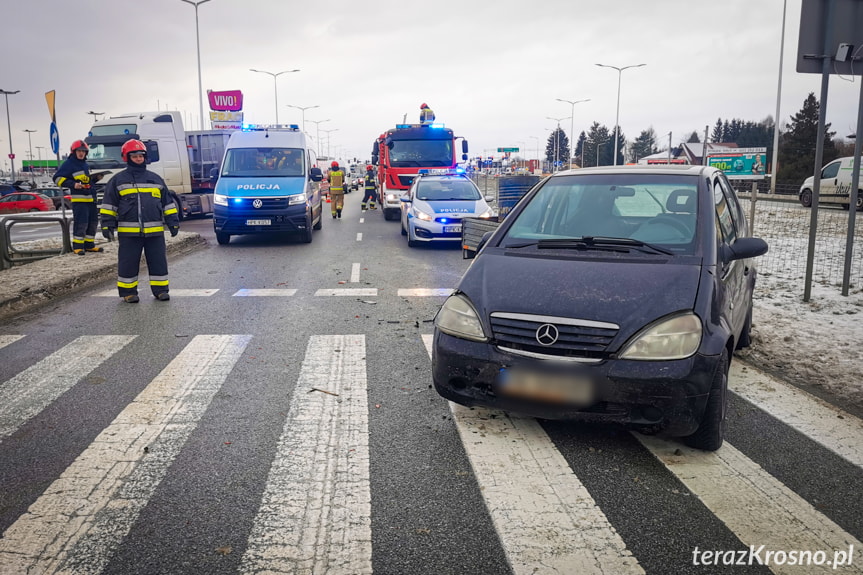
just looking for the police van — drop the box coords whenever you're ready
[213,125,324,244]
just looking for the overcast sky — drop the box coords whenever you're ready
[2,0,862,171]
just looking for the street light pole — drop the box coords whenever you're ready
[36,146,45,177]
[307,118,330,151]
[23,129,36,183]
[546,116,570,172]
[321,128,339,158]
[180,0,212,184]
[596,63,645,165]
[556,98,589,168]
[87,111,105,123]
[285,104,320,136]
[250,68,300,124]
[1,89,20,181]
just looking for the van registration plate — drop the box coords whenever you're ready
[246,219,271,226]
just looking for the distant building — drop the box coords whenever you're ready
[637,142,739,166]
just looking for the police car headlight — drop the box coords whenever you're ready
[214,193,228,206]
[619,313,702,360]
[477,209,494,219]
[288,193,306,206]
[435,294,488,342]
[411,206,434,221]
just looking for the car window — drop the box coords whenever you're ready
[713,180,737,244]
[822,160,841,179]
[716,174,746,238]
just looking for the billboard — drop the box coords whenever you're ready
[706,147,767,180]
[209,111,243,130]
[207,90,243,111]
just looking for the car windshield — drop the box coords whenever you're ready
[221,148,306,177]
[417,179,481,201]
[502,173,700,254]
[388,140,453,167]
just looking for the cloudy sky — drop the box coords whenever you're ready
[2,0,862,171]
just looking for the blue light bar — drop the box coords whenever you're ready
[396,124,412,129]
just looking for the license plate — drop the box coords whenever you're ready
[497,367,595,406]
[443,225,462,233]
[246,219,271,226]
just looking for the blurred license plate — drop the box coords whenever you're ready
[246,219,271,226]
[498,367,594,405]
[443,225,462,233]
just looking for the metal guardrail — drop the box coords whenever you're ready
[0,212,74,270]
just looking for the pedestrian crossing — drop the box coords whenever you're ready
[0,332,861,574]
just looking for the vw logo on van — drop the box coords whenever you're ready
[252,199,263,209]
[535,324,559,346]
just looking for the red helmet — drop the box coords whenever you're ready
[71,140,89,153]
[366,165,374,171]
[420,103,428,109]
[331,161,339,169]
[121,139,147,161]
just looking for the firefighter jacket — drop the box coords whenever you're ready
[53,156,95,203]
[328,169,346,192]
[364,172,377,190]
[99,164,180,237]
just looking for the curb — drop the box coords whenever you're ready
[0,232,207,323]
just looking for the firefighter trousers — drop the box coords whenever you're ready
[72,202,98,250]
[116,235,169,297]
[361,189,377,209]
[330,191,345,215]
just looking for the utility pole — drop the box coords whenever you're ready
[1,89,20,181]
[23,129,36,183]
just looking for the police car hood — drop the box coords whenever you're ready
[459,251,702,339]
[414,198,488,217]
[216,176,305,197]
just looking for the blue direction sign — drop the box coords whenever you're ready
[50,122,60,155]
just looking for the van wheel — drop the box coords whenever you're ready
[857,193,863,211]
[799,189,812,208]
[313,202,323,230]
[215,231,231,245]
[302,215,313,243]
[684,350,729,452]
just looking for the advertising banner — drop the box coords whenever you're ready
[208,90,244,111]
[707,147,767,180]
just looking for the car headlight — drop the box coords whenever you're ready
[476,209,494,219]
[435,294,488,342]
[288,193,306,206]
[214,193,228,206]
[411,206,434,221]
[619,313,702,360]
[386,193,399,201]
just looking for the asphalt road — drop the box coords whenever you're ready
[0,192,861,575]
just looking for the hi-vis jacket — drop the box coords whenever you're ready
[328,169,346,192]
[99,165,180,237]
[53,156,95,203]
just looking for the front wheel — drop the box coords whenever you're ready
[215,231,231,245]
[313,201,323,230]
[301,214,313,243]
[799,189,812,208]
[683,350,729,452]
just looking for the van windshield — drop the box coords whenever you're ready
[221,147,305,177]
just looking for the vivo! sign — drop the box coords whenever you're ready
[208,90,243,112]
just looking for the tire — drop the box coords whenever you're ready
[29,208,40,212]
[401,221,407,236]
[799,189,812,208]
[384,209,398,221]
[302,214,313,243]
[684,350,729,452]
[215,231,231,245]
[407,227,418,247]
[313,202,323,230]
[736,309,752,350]
[856,193,863,211]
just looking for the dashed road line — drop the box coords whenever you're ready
[351,263,361,283]
[94,288,219,297]
[356,233,363,242]
[315,288,378,297]
[232,289,298,297]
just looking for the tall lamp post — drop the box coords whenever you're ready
[595,63,645,165]
[180,0,212,183]
[1,89,20,180]
[529,136,540,169]
[249,68,300,124]
[87,111,105,123]
[23,129,36,183]
[307,118,330,151]
[546,116,570,172]
[36,146,46,177]
[285,104,319,136]
[555,98,589,168]
[321,128,339,158]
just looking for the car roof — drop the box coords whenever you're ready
[551,165,717,178]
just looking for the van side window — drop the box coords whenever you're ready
[822,161,841,179]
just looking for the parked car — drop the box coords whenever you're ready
[0,184,19,196]
[0,192,55,213]
[32,187,71,210]
[350,177,361,192]
[433,165,768,451]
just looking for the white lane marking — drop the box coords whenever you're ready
[232,289,298,297]
[350,263,361,283]
[240,335,371,575]
[356,233,363,242]
[420,335,645,575]
[0,335,251,575]
[730,361,863,470]
[93,288,219,297]
[315,288,378,297]
[0,335,137,442]
[637,436,863,574]
[398,288,454,297]
[0,335,25,350]
[359,218,365,223]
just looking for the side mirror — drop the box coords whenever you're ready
[721,237,769,263]
[484,195,494,203]
[371,154,378,165]
[310,167,323,182]
[144,140,160,163]
[462,140,469,154]
[462,154,468,161]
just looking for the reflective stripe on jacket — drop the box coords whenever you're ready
[53,158,95,201]
[99,166,179,237]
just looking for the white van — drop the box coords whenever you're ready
[213,126,325,244]
[798,156,863,210]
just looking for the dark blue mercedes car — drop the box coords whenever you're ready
[432,165,768,451]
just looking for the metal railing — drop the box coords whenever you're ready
[0,212,73,270]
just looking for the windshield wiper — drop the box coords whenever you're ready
[536,236,674,255]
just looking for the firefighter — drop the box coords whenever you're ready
[53,140,102,254]
[327,161,346,219]
[99,139,180,303]
[360,165,377,211]
[420,103,435,125]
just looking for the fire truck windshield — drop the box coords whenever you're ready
[388,140,453,167]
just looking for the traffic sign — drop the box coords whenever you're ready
[497,147,519,153]
[50,122,60,155]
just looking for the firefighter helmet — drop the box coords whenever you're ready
[420,103,428,109]
[71,140,89,153]
[121,139,147,161]
[331,161,339,169]
[366,165,374,171]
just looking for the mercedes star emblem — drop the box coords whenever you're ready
[535,324,559,346]
[252,199,263,209]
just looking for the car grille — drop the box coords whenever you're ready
[434,215,464,224]
[490,313,618,360]
[229,197,290,210]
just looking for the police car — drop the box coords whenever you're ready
[399,170,495,247]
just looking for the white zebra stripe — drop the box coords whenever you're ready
[315,288,378,297]
[0,335,137,442]
[0,335,25,350]
[240,335,371,574]
[0,334,251,575]
[232,289,298,297]
[351,263,361,283]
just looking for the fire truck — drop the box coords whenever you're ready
[371,123,468,220]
